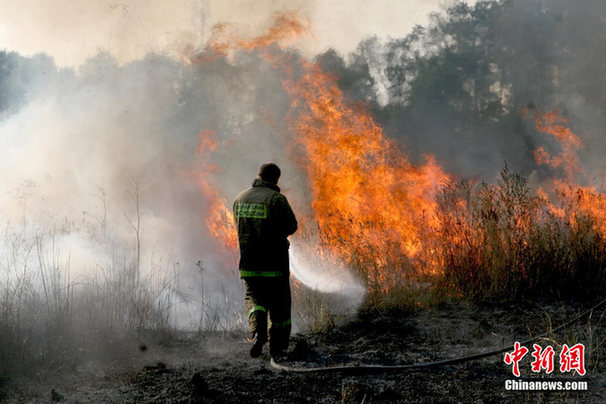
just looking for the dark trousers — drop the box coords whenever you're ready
[244,276,291,351]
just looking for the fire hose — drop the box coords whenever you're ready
[270,297,606,373]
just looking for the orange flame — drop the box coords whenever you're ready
[190,13,449,290]
[195,130,238,251]
[190,13,309,255]
[532,110,606,235]
[188,12,310,64]
[281,62,449,287]
[191,12,606,294]
[576,188,606,235]
[532,109,582,180]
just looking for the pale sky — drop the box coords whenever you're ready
[0,0,472,67]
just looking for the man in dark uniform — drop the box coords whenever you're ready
[233,163,298,358]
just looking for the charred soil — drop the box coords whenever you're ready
[4,301,605,403]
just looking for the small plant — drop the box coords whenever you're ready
[292,280,342,333]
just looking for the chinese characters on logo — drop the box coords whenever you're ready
[504,342,585,376]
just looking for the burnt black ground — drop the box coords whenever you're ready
[4,301,606,403]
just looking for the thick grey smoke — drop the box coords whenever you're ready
[316,0,606,186]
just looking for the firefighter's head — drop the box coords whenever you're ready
[258,162,281,184]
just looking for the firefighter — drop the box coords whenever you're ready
[233,162,298,358]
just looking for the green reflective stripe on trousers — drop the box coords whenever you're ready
[248,305,267,317]
[271,318,292,328]
[240,270,283,278]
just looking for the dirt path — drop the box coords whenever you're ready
[6,302,605,403]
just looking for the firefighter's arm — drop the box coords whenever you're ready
[232,200,239,226]
[272,194,297,236]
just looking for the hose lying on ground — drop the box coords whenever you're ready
[270,298,606,373]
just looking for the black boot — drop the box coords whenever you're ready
[269,320,291,359]
[269,330,288,359]
[249,331,267,358]
[269,343,284,359]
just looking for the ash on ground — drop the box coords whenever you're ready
[4,301,605,403]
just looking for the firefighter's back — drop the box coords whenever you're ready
[233,179,291,275]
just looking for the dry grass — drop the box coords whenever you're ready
[3,166,605,395]
[0,227,180,382]
[0,184,189,387]
[351,166,606,306]
[432,167,606,301]
[292,280,338,333]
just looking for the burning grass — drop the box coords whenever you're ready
[353,166,606,307]
[278,54,606,305]
[431,166,606,301]
[192,45,606,307]
[262,46,606,304]
[271,47,606,304]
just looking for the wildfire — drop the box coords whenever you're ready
[531,109,582,180]
[281,61,448,286]
[191,12,449,290]
[188,12,310,64]
[192,10,606,296]
[195,130,238,251]
[531,109,606,235]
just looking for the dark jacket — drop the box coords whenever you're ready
[233,179,298,277]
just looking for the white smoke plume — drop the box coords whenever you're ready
[0,0,471,67]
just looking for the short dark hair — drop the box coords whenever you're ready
[258,162,281,184]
